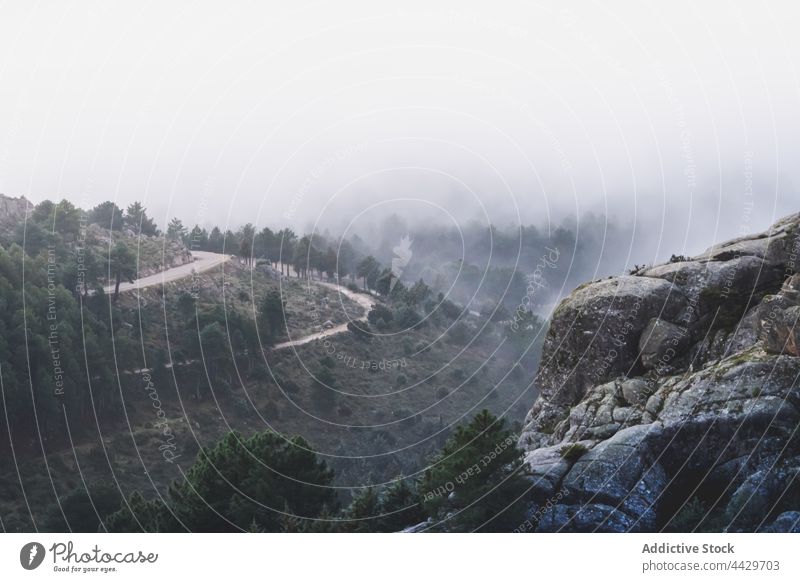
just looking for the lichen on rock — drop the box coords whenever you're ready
[518,212,800,532]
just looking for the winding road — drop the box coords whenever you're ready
[104,250,375,349]
[272,281,376,350]
[102,250,232,295]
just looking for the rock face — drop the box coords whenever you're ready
[519,213,800,532]
[0,193,33,235]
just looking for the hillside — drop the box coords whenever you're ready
[0,193,194,286]
[518,212,800,532]
[0,251,540,531]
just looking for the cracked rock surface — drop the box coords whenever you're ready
[519,212,800,532]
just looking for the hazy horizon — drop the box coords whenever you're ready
[2,0,799,265]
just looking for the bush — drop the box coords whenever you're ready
[559,443,588,461]
[368,304,394,326]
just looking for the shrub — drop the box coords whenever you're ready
[368,304,394,326]
[559,443,588,461]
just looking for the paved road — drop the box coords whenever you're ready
[103,250,232,294]
[272,282,376,350]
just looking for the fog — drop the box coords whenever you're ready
[1,0,799,266]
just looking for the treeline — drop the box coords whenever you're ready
[4,196,425,299]
[48,410,529,533]
[5,195,619,314]
[342,212,640,311]
[179,221,406,295]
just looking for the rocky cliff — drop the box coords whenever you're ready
[519,212,800,532]
[0,193,33,234]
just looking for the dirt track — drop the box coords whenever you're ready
[102,251,232,294]
[272,281,376,349]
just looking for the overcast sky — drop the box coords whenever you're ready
[1,0,799,263]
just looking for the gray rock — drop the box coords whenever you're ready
[760,305,800,356]
[520,276,686,443]
[638,318,690,371]
[757,277,800,356]
[621,378,653,405]
[536,503,641,532]
[762,512,800,533]
[612,406,642,424]
[523,441,592,498]
[726,457,800,529]
[557,425,666,530]
[519,211,800,533]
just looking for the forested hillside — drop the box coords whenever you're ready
[0,193,550,532]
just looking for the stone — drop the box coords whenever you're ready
[621,378,653,405]
[638,318,690,370]
[726,457,800,529]
[762,512,800,533]
[518,211,800,532]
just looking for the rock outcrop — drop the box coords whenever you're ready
[519,212,800,532]
[0,193,33,235]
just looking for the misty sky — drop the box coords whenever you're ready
[1,0,799,265]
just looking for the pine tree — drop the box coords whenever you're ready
[420,410,528,532]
